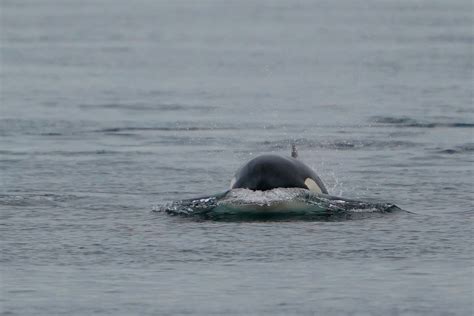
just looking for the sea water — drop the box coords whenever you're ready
[1,0,473,315]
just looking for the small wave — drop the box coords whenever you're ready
[0,193,82,207]
[80,103,157,111]
[79,103,215,112]
[370,116,474,128]
[261,138,418,151]
[329,140,417,150]
[428,34,474,44]
[39,132,63,136]
[156,188,402,221]
[435,143,474,154]
[94,126,235,133]
[370,116,419,125]
[0,118,93,136]
[0,149,144,157]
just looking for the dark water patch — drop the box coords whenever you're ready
[428,34,474,44]
[370,116,419,125]
[456,107,474,114]
[94,126,237,133]
[434,143,474,154]
[370,116,474,128]
[103,132,144,138]
[0,158,23,164]
[7,289,36,294]
[39,132,63,136]
[0,150,26,156]
[0,118,99,137]
[157,189,403,222]
[39,149,119,157]
[79,103,215,112]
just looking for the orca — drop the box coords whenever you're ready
[230,145,328,194]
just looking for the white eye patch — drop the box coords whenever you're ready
[304,178,322,194]
[229,177,236,189]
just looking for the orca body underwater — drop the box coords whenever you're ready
[230,145,328,194]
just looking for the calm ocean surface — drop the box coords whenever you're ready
[1,0,473,315]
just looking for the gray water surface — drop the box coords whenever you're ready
[1,0,473,315]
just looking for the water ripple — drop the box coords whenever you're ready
[370,116,474,128]
[157,188,403,221]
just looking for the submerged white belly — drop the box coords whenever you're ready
[217,188,315,212]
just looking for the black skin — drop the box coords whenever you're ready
[231,154,328,194]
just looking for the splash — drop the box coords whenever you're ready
[156,188,402,221]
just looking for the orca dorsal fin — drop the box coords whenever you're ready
[291,144,298,158]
